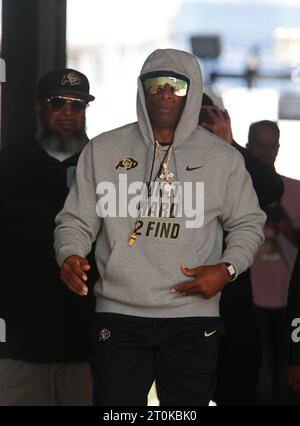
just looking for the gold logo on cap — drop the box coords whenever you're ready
[116,157,138,171]
[61,72,81,86]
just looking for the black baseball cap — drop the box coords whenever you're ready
[37,68,95,102]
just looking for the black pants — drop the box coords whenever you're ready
[215,273,261,406]
[90,313,223,406]
[254,306,289,405]
[214,324,261,406]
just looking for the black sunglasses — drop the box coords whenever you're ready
[46,96,88,112]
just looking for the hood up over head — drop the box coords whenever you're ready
[137,48,203,149]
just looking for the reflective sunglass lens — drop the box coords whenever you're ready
[47,97,87,111]
[143,76,188,97]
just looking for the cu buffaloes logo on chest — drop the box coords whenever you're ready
[116,157,138,171]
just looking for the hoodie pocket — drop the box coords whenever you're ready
[101,238,202,308]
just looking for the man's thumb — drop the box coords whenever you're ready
[180,264,197,276]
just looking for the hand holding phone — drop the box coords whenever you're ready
[199,105,233,144]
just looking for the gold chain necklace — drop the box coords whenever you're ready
[155,141,174,192]
[128,141,175,247]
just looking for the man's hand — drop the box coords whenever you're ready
[60,255,91,296]
[289,365,300,397]
[201,106,233,144]
[172,263,231,298]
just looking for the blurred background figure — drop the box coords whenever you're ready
[247,120,300,405]
[199,94,284,406]
[288,249,300,404]
[0,68,97,406]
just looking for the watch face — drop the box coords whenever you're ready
[228,264,235,275]
[225,262,236,279]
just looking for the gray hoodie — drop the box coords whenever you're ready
[54,48,266,318]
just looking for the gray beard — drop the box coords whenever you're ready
[38,136,86,161]
[36,115,88,161]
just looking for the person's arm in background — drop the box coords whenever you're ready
[288,250,300,396]
[270,204,300,248]
[233,142,284,210]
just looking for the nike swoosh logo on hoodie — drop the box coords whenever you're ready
[186,165,204,171]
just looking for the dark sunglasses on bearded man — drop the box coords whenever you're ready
[46,96,88,112]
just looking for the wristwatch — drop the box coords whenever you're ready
[224,262,236,281]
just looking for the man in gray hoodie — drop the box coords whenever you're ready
[54,48,266,406]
